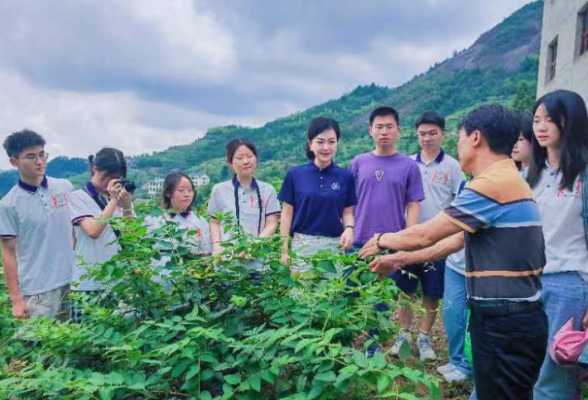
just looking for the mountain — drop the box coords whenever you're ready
[131,0,543,185]
[0,1,543,198]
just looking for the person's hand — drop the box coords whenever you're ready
[106,179,123,200]
[118,187,133,210]
[583,307,588,330]
[12,298,29,319]
[281,252,291,266]
[340,228,354,251]
[359,234,384,259]
[369,252,408,277]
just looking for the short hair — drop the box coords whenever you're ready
[89,148,127,177]
[305,117,341,160]
[415,111,445,130]
[161,172,196,211]
[3,129,46,158]
[458,105,519,156]
[369,106,400,126]
[226,138,258,163]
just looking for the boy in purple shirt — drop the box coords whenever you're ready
[350,106,424,355]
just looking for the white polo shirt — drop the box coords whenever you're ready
[208,176,281,241]
[0,176,74,295]
[411,150,466,223]
[533,164,588,277]
[70,182,123,291]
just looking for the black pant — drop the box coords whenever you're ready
[469,306,548,400]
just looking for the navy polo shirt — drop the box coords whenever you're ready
[278,161,357,237]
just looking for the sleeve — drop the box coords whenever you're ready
[406,162,425,202]
[277,169,295,205]
[70,191,94,225]
[344,172,358,207]
[207,185,222,218]
[452,162,467,196]
[0,203,18,238]
[264,186,281,216]
[65,179,75,193]
[441,177,503,233]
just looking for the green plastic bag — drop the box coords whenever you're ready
[464,309,473,366]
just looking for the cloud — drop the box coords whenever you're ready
[0,0,535,169]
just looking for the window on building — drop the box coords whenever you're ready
[580,7,588,56]
[547,37,558,81]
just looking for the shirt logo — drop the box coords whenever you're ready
[249,196,266,208]
[51,192,69,208]
[331,182,341,191]
[375,170,385,182]
[556,178,581,199]
[432,171,450,185]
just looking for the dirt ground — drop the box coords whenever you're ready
[381,308,474,400]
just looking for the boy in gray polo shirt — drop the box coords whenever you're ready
[0,130,74,320]
[390,111,465,361]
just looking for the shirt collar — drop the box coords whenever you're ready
[416,149,445,164]
[169,210,192,219]
[232,174,259,189]
[18,176,48,193]
[85,181,100,197]
[308,160,336,172]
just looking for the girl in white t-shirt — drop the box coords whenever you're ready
[145,172,211,288]
[70,147,134,322]
[527,90,588,400]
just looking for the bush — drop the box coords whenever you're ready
[0,206,440,400]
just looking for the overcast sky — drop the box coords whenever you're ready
[0,0,534,169]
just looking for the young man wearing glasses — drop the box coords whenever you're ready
[0,130,74,321]
[349,106,424,354]
[390,112,467,368]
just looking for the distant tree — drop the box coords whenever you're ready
[512,82,536,112]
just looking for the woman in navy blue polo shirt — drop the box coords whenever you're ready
[278,117,357,272]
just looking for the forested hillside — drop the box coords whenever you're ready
[0,1,543,196]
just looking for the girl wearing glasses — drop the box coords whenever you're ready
[145,172,211,287]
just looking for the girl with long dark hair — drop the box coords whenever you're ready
[527,90,588,400]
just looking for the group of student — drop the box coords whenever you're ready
[1,88,588,400]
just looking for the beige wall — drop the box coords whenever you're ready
[537,0,588,104]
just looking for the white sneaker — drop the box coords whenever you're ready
[416,334,437,361]
[436,363,457,375]
[442,368,468,383]
[390,332,412,356]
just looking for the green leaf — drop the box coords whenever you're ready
[186,364,201,381]
[398,339,411,362]
[250,374,261,392]
[352,350,369,368]
[199,391,213,400]
[399,394,421,400]
[308,382,324,400]
[99,389,112,400]
[224,374,241,385]
[339,365,359,375]
[314,371,337,382]
[377,375,391,393]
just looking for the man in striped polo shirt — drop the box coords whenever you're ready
[360,105,547,400]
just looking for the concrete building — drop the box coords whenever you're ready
[537,0,588,103]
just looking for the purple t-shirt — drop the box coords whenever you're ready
[350,152,424,245]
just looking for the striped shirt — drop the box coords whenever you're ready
[441,159,545,301]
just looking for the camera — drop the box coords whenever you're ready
[118,178,137,193]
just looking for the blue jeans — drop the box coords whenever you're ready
[534,272,588,400]
[443,267,473,377]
